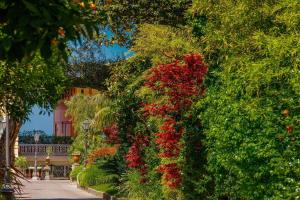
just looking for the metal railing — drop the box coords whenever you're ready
[19,144,70,156]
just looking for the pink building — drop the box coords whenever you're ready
[53,87,98,137]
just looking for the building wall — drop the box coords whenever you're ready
[53,87,98,137]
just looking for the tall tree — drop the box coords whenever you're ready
[0,0,103,62]
[0,52,67,189]
[191,0,300,198]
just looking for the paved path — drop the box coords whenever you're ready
[17,180,100,200]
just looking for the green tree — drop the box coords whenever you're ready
[105,23,201,199]
[0,52,67,190]
[0,0,103,61]
[100,0,192,46]
[67,40,122,91]
[191,0,300,199]
[65,93,114,156]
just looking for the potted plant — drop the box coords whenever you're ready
[71,151,81,164]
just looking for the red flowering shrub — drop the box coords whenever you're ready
[143,54,208,188]
[125,135,150,184]
[156,119,182,158]
[103,123,120,144]
[157,163,182,189]
[145,54,208,111]
[126,134,149,169]
[143,103,175,117]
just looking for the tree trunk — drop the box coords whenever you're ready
[0,118,21,186]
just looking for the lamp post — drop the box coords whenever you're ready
[32,131,40,181]
[0,113,14,199]
[82,120,90,167]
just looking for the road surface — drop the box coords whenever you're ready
[18,180,100,200]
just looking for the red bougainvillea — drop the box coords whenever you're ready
[126,135,149,168]
[126,142,144,168]
[156,119,182,158]
[145,54,208,111]
[125,135,150,183]
[103,123,120,144]
[143,54,208,188]
[157,163,182,189]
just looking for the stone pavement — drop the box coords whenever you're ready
[17,180,100,200]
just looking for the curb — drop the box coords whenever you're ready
[76,184,116,200]
[74,181,127,200]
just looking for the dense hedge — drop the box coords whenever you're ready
[68,1,300,199]
[192,0,300,199]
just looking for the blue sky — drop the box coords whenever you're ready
[20,43,130,135]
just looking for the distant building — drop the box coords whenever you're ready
[53,87,98,137]
[18,87,99,179]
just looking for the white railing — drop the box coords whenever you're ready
[19,144,70,156]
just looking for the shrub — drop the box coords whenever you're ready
[15,156,28,170]
[78,166,102,187]
[78,164,119,196]
[192,0,300,198]
[120,170,163,200]
[70,165,83,181]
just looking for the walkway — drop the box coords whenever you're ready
[18,180,100,200]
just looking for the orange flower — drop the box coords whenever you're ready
[58,27,65,37]
[282,109,289,117]
[89,2,96,10]
[87,145,118,164]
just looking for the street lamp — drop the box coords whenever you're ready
[0,114,14,199]
[82,120,90,167]
[32,131,40,181]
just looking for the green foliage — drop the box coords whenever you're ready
[192,0,300,199]
[104,18,204,199]
[0,52,67,121]
[15,156,28,169]
[69,130,104,161]
[78,165,103,187]
[103,0,192,46]
[0,0,103,61]
[67,40,120,91]
[180,109,213,199]
[120,170,163,200]
[65,93,113,133]
[106,57,152,97]
[66,93,116,168]
[70,165,84,181]
[78,162,118,196]
[132,24,199,65]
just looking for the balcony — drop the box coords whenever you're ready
[19,144,70,156]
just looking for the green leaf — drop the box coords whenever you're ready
[2,39,11,51]
[22,0,40,15]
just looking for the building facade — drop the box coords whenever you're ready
[53,87,98,137]
[18,87,98,179]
